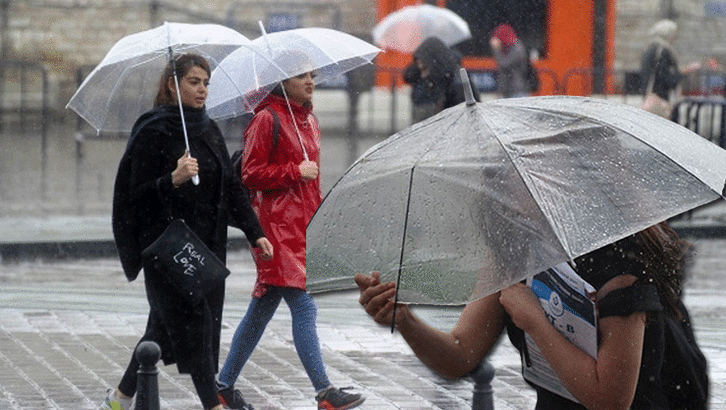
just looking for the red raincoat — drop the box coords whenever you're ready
[241,94,322,297]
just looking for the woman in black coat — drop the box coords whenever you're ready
[640,19,683,105]
[104,53,273,410]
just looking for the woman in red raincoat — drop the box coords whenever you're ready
[215,70,365,410]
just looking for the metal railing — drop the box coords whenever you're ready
[0,60,49,134]
[0,60,50,199]
[672,97,726,148]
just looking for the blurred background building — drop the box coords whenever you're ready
[3,0,726,217]
[3,0,726,105]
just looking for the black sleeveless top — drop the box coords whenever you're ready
[506,240,668,409]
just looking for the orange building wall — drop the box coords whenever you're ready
[374,0,616,96]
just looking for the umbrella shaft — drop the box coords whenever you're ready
[280,86,309,161]
[171,73,199,185]
[171,74,192,153]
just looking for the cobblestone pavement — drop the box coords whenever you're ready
[0,251,528,410]
[1,94,725,408]
[0,239,725,410]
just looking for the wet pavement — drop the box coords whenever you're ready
[1,93,725,408]
[0,251,521,410]
[0,237,725,409]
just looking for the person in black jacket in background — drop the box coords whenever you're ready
[103,53,273,410]
[403,37,478,124]
[640,19,684,112]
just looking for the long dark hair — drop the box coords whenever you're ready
[582,222,688,319]
[626,222,689,318]
[154,53,211,107]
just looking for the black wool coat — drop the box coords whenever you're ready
[112,104,265,373]
[640,43,683,101]
[402,37,476,109]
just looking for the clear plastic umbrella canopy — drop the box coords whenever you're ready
[66,21,253,133]
[372,4,471,53]
[206,27,381,120]
[307,95,726,305]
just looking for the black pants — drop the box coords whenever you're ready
[117,336,219,409]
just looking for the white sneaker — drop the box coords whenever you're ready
[100,388,133,410]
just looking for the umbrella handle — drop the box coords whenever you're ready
[169,52,200,186]
[172,75,200,186]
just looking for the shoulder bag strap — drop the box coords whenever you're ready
[646,46,664,95]
[263,106,281,160]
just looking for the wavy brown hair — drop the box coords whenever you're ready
[154,53,211,107]
[574,221,689,319]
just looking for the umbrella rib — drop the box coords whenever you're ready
[534,104,724,216]
[207,45,285,117]
[591,118,721,198]
[391,165,416,333]
[94,54,165,131]
[476,106,577,258]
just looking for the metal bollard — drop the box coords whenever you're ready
[135,341,161,410]
[470,359,495,410]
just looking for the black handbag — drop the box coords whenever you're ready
[141,181,230,305]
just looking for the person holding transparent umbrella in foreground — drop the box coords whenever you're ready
[215,54,365,410]
[355,221,707,409]
[104,53,273,410]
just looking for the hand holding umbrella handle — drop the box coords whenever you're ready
[355,272,410,331]
[299,160,319,181]
[173,151,200,187]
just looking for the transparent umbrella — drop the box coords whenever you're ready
[307,73,726,305]
[206,26,381,121]
[66,21,254,134]
[372,4,471,53]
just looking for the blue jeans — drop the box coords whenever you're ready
[218,287,330,392]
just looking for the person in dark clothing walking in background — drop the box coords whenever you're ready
[640,19,683,117]
[403,37,478,124]
[103,53,273,410]
[490,24,530,98]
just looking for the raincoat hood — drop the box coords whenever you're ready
[255,92,313,116]
[492,24,518,50]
